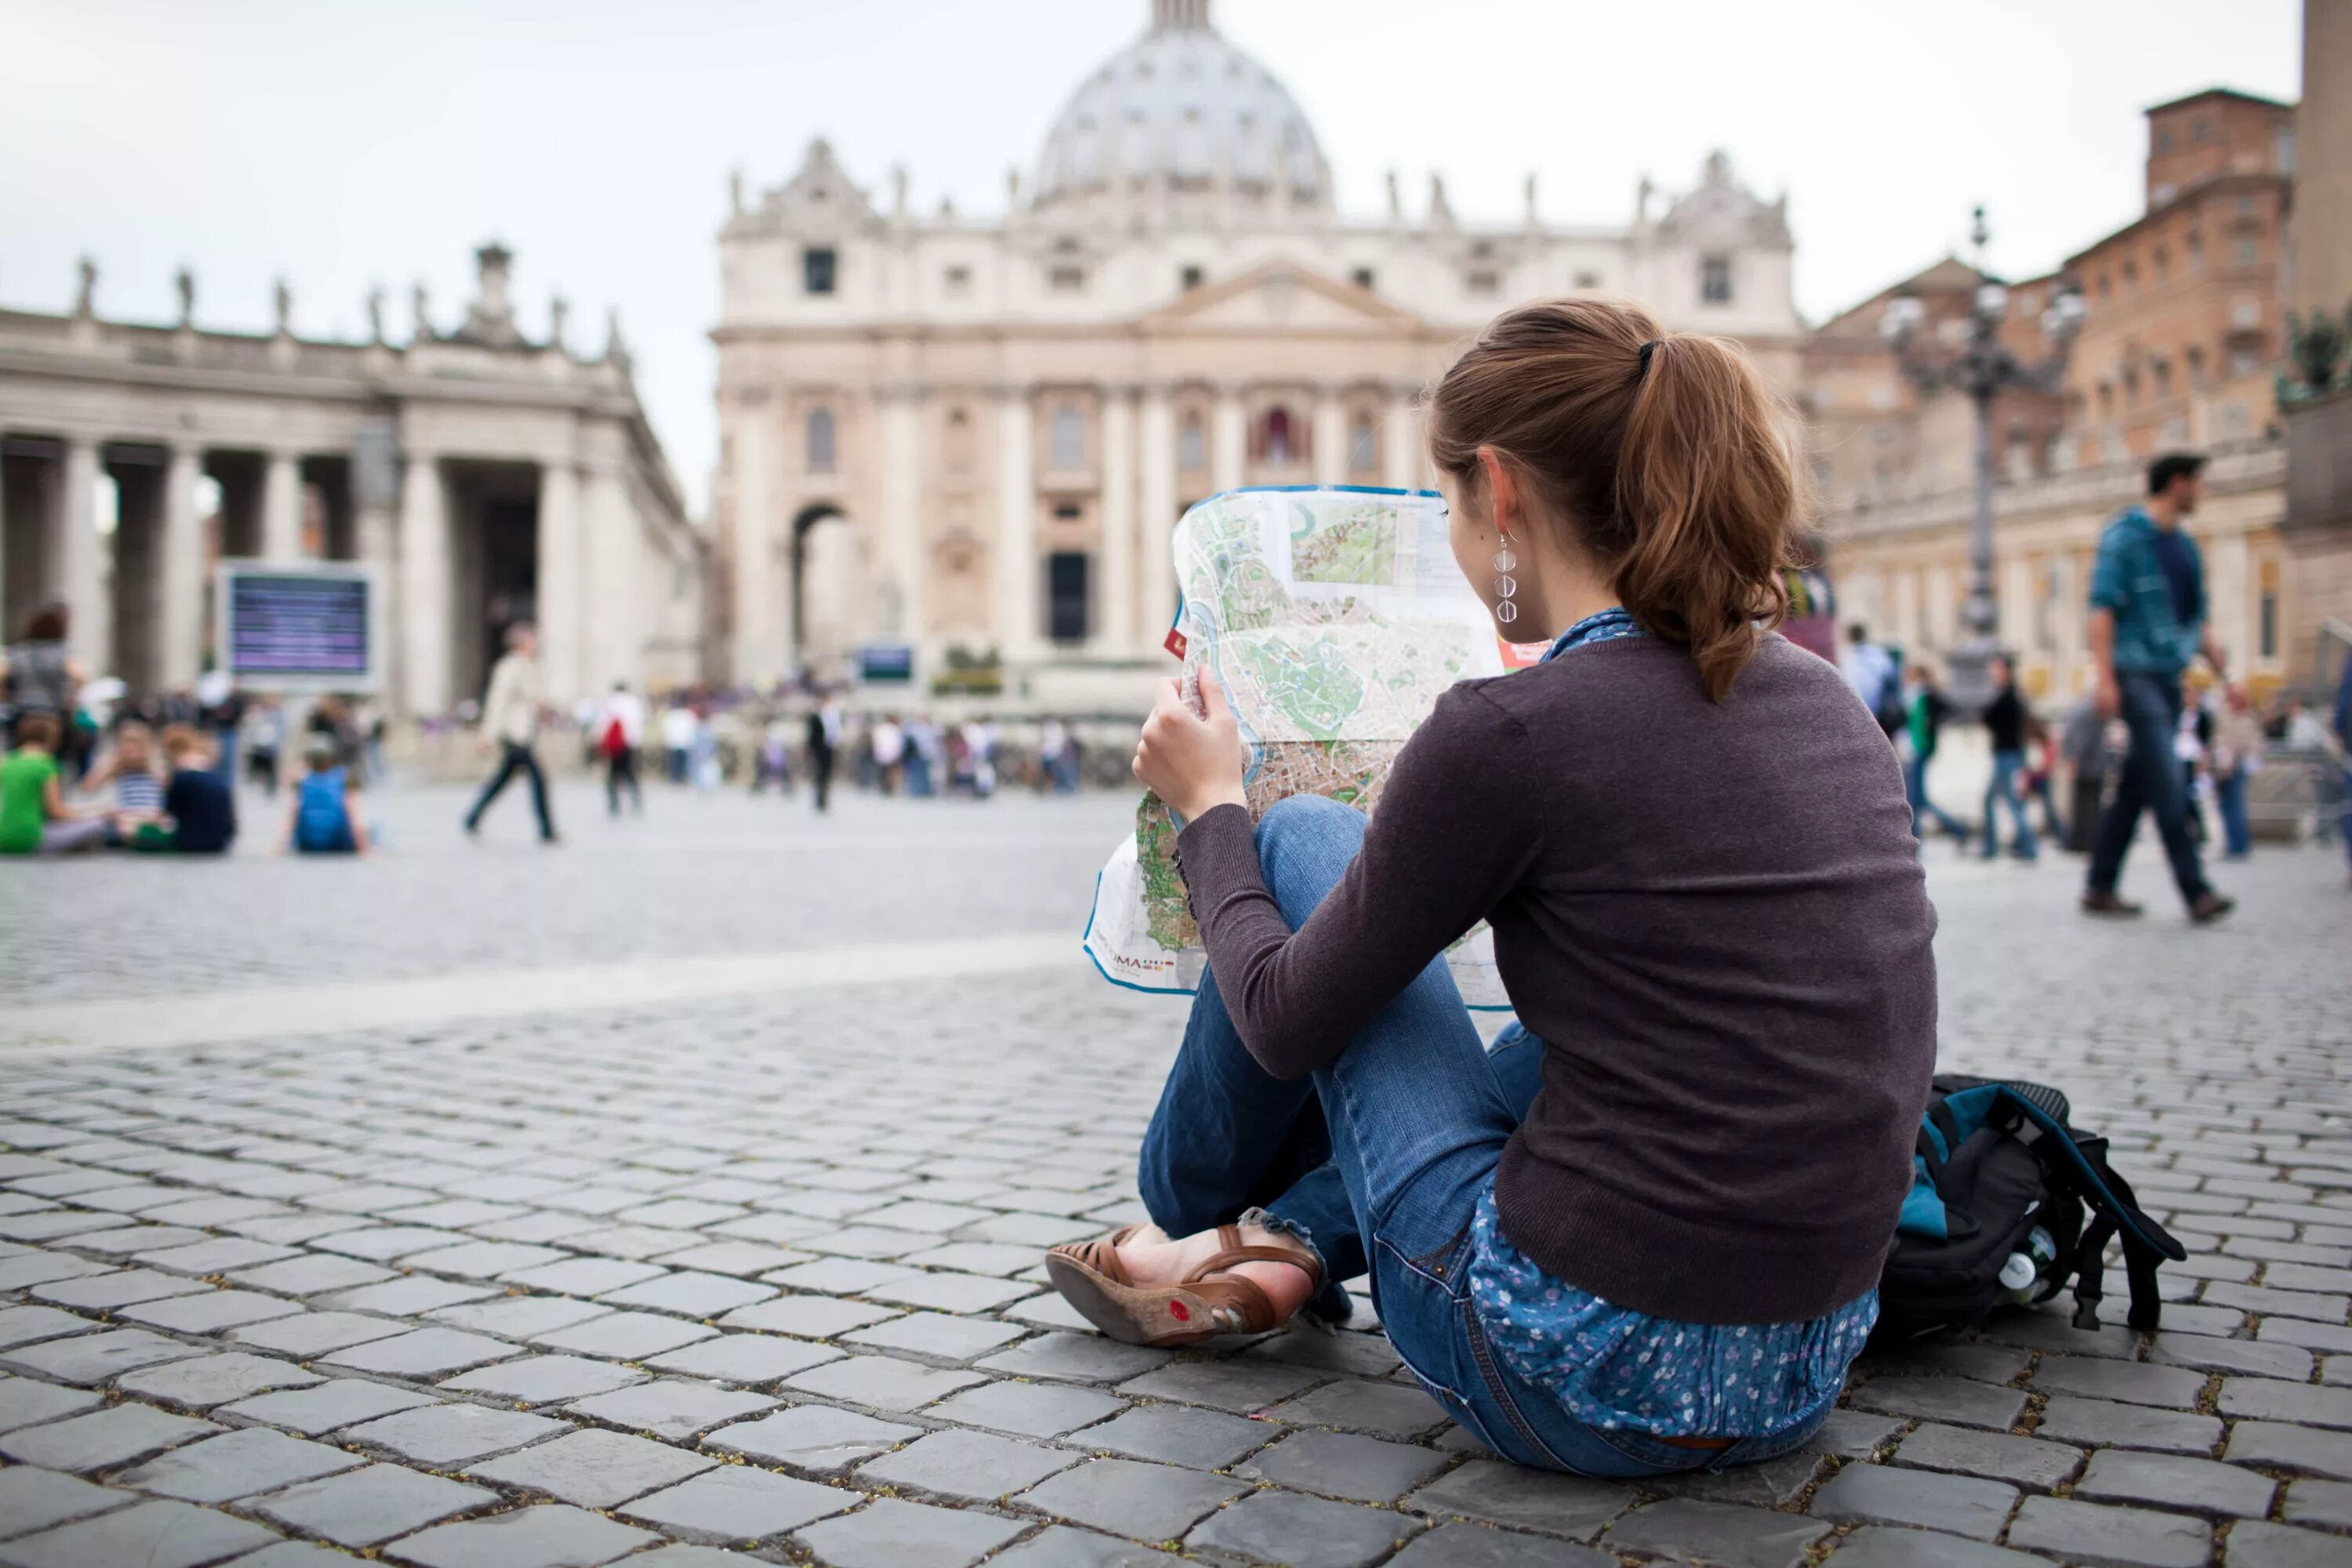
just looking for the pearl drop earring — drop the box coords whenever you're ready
[1493,528,1519,625]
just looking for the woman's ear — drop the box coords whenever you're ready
[1476,446,1518,538]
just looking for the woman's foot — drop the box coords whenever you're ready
[1044,1221,1322,1346]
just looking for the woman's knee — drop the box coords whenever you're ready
[1254,795,1367,918]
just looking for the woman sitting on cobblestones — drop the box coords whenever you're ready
[1047,298,1939,1478]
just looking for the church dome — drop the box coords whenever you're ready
[1033,0,1330,214]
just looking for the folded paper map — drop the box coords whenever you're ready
[1082,485,1527,1006]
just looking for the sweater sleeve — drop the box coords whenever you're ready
[1172,681,1544,1080]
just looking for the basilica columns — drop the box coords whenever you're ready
[996,388,1036,656]
[731,397,783,687]
[261,448,303,560]
[400,450,450,716]
[158,445,205,690]
[582,463,636,695]
[1312,393,1346,487]
[1099,388,1138,653]
[1211,392,1246,493]
[1139,390,1177,649]
[536,459,583,706]
[1382,388,1422,490]
[879,390,924,644]
[58,437,103,670]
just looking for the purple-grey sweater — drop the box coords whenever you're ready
[1174,633,1939,1324]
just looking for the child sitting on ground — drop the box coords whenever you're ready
[0,712,109,854]
[148,724,238,855]
[81,718,167,841]
[281,736,372,856]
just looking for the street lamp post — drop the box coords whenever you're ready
[1881,205,2085,716]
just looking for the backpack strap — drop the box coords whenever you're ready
[2068,1150,2169,1333]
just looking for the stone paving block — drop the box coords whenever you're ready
[222,1542,353,1567]
[217,1377,441,1435]
[116,1351,325,1410]
[786,1352,987,1412]
[2222,1521,2352,1568]
[2005,1496,2209,1567]
[405,1240,571,1279]
[229,1316,409,1363]
[2147,1331,2314,1381]
[319,1276,502,1316]
[1403,1461,1635,1541]
[0,1467,130,1539]
[768,1257,920,1294]
[439,1352,648,1403]
[2223,1420,2352,1479]
[321,1326,520,1377]
[0,1375,100,1435]
[1858,1341,2031,1385]
[844,1311,1027,1363]
[0,1254,112,1292]
[1116,1359,1326,1414]
[114,1425,364,1503]
[310,1225,468,1261]
[897,1242,1047,1277]
[1233,1428,1449,1504]
[1649,1450,1828,1508]
[382,1503,661,1568]
[427,1295,614,1338]
[596,1269,777,1318]
[226,1254,396,1294]
[967,1211,1099,1247]
[250,1463,497,1548]
[2031,1354,2208,1409]
[2280,1476,2352,1528]
[707,1403,921,1474]
[341,1401,572,1465]
[2261,1318,2352,1354]
[1819,1526,2051,1566]
[0,1305,97,1352]
[645,1330,844,1385]
[564,1377,777,1439]
[1246,1334,1402,1387]
[1,1327,202,1385]
[0,1211,132,1244]
[500,1256,666,1296]
[1076,1403,1272,1468]
[976,1334,1174,1387]
[1018,1458,1247,1542]
[0,1402,220,1472]
[1597,1498,1828,1568]
[134,1236,303,1274]
[926,1380,1123,1439]
[622,1464,858,1541]
[720,1294,903,1338]
[2034,1394,2223,1455]
[1807,1461,2018,1541]
[2074,1447,2277,1518]
[1185,1487,1421,1568]
[1979,1308,2140,1359]
[1892,1421,2084,1490]
[528,1309,718,1359]
[118,1289,307,1335]
[0,1497,278,1568]
[614,1198,747,1230]
[1269,1377,1449,1439]
[863,1271,1039,1314]
[31,1266,212,1309]
[989,1525,1184,1568]
[2219,1377,2352,1429]
[466,1425,718,1507]
[801,1225,949,1261]
[1844,1375,2026,1431]
[793,1496,1027,1568]
[858,1427,1079,1501]
[74,1225,209,1256]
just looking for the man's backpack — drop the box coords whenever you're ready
[1878,1075,2185,1341]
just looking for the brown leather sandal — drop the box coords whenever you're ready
[1045,1222,1323,1348]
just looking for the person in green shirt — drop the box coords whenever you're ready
[0,712,109,855]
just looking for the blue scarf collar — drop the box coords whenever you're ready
[1538,606,1650,664]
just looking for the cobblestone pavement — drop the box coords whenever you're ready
[2,790,2350,1567]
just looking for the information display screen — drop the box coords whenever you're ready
[224,572,372,679]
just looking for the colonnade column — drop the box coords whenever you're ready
[1139,390,1178,650]
[399,450,450,717]
[535,459,583,708]
[158,444,205,690]
[1099,387,1138,654]
[582,464,637,695]
[1382,387,1421,490]
[995,387,1036,659]
[1312,392,1346,487]
[879,388,924,647]
[1211,389,1246,493]
[731,395,782,688]
[261,448,303,561]
[57,437,106,672]
[353,421,399,708]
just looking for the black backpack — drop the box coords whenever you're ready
[1877,1075,2186,1341]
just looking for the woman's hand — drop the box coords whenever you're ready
[1134,675,1249,822]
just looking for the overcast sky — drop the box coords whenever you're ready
[1,0,2302,515]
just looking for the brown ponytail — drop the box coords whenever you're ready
[1427,297,1802,700]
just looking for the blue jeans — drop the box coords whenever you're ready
[1982,750,2039,860]
[2215,771,2251,858]
[1904,753,1964,840]
[2087,672,2209,905]
[1136,794,1828,1478]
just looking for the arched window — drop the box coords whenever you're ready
[944,408,974,474]
[806,408,837,474]
[1178,412,1207,474]
[1050,405,1086,470]
[1255,406,1299,466]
